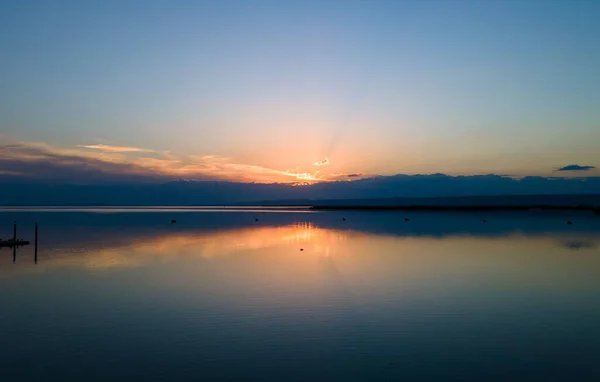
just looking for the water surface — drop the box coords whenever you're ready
[1,209,599,381]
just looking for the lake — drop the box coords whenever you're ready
[1,208,599,381]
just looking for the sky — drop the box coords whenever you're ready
[1,0,600,183]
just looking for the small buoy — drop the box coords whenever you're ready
[342,217,346,221]
[483,220,487,223]
[300,248,304,251]
[255,217,259,222]
[171,220,176,224]
[567,221,573,225]
[405,218,410,222]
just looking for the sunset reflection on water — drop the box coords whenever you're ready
[2,218,599,295]
[0,223,355,272]
[1,211,600,381]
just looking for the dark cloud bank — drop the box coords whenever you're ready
[2,145,599,205]
[1,173,600,205]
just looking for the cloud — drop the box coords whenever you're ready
[313,158,330,166]
[0,143,164,183]
[2,171,600,205]
[78,144,152,153]
[0,141,327,184]
[556,164,596,172]
[320,172,370,181]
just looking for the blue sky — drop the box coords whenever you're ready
[1,0,599,182]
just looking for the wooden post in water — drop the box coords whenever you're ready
[12,222,17,263]
[34,223,38,264]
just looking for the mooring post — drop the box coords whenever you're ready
[13,246,16,264]
[34,223,38,264]
[13,221,17,242]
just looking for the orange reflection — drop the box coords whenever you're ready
[0,224,357,273]
[2,225,600,297]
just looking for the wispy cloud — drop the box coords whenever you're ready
[313,158,330,166]
[323,172,369,181]
[0,142,162,183]
[556,164,596,172]
[0,141,330,184]
[78,144,153,153]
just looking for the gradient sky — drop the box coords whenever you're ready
[1,0,599,183]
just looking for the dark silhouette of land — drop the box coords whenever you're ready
[308,194,600,212]
[312,205,598,212]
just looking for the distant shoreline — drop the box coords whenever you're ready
[0,203,598,215]
[312,205,600,214]
[0,205,598,214]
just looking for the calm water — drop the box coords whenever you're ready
[1,209,599,381]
